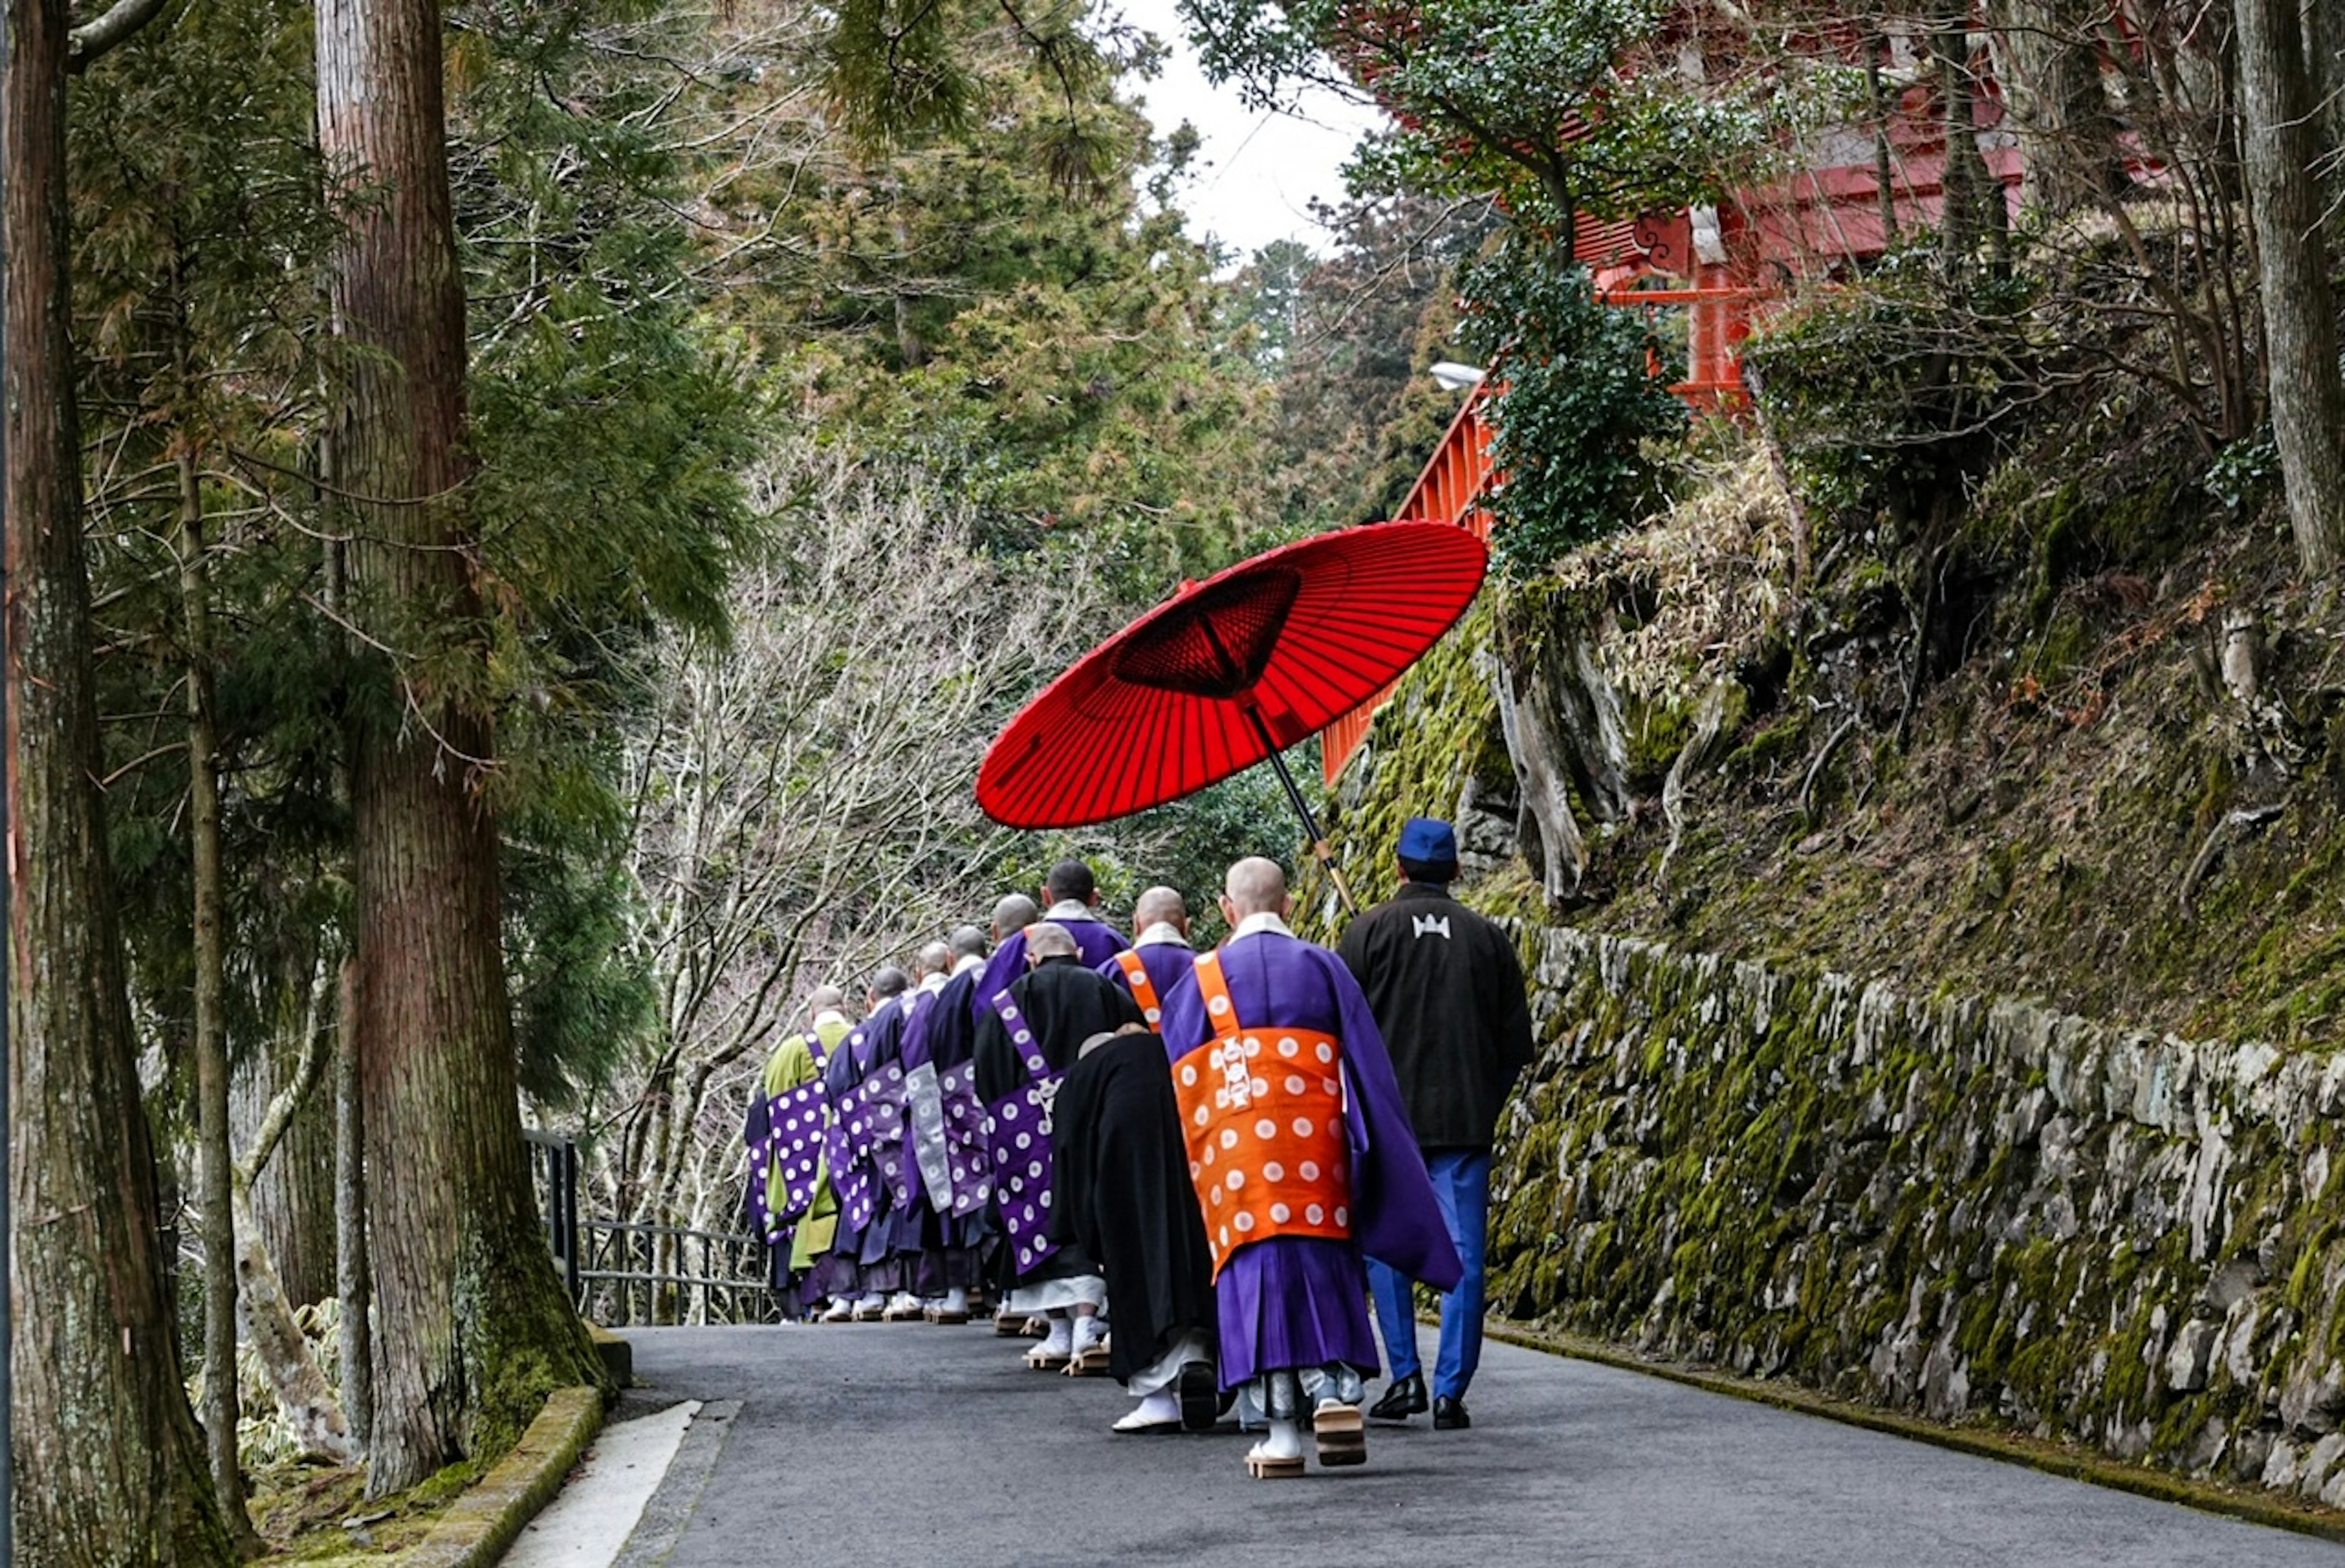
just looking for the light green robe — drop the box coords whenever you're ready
[762,1014,852,1269]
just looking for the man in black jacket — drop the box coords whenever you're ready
[1337,816,1533,1431]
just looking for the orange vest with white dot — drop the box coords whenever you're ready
[1171,949,1353,1279]
[1114,949,1165,1031]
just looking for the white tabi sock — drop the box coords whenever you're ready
[1132,1388,1179,1425]
[941,1287,968,1313]
[1036,1315,1074,1357]
[1249,1418,1303,1462]
[1071,1314,1107,1356]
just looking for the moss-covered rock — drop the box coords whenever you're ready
[1485,925,2345,1497]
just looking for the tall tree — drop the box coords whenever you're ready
[2234,0,2345,573]
[1987,0,2123,215]
[313,0,603,1490]
[180,448,262,1545]
[4,0,235,1556]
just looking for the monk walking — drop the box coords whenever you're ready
[1155,858,1460,1477]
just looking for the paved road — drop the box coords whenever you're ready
[619,1324,2342,1567]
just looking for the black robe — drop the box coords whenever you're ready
[1049,1031,1217,1383]
[974,956,1144,1287]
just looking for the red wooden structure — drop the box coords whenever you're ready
[1318,32,2046,780]
[1577,39,2030,404]
[1320,387,1496,785]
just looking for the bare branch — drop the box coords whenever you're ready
[67,0,178,71]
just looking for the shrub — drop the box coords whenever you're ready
[1460,234,1687,577]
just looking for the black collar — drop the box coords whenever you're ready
[1396,881,1456,901]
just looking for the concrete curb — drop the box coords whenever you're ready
[1486,1319,2345,1547]
[609,1399,738,1567]
[589,1323,635,1388]
[397,1384,605,1568]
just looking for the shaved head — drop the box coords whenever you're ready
[808,984,847,1018]
[991,893,1039,941]
[1133,885,1188,931]
[948,924,989,960]
[1023,920,1078,960]
[916,940,951,978]
[1223,857,1289,917]
[868,965,911,1003]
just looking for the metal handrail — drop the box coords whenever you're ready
[523,1133,784,1326]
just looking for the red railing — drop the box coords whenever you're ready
[1320,386,1497,785]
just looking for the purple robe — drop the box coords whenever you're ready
[823,1001,910,1263]
[1156,927,1462,1388]
[967,912,1128,1024]
[854,995,925,1267]
[1096,940,1195,1025]
[902,968,993,1225]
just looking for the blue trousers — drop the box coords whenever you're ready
[1367,1147,1490,1400]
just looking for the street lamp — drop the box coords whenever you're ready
[1428,360,1485,391]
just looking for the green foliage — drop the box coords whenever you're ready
[822,0,982,147]
[1231,194,1502,534]
[69,0,765,1115]
[1185,0,1762,229]
[2206,430,2280,514]
[71,0,352,1119]
[1460,238,1686,576]
[503,841,656,1111]
[449,0,768,1103]
[818,0,1136,193]
[768,46,1271,599]
[1742,245,2039,525]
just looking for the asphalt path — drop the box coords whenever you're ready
[618,1323,2344,1567]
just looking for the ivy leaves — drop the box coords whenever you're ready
[1461,236,1685,576]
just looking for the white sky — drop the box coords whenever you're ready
[1112,0,1388,264]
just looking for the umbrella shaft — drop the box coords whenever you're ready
[1243,708,1358,915]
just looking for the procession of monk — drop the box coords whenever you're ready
[743,818,1535,1478]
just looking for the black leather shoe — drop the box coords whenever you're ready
[1369,1371,1428,1421]
[1433,1395,1471,1430]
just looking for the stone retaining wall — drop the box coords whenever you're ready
[1486,926,2345,1498]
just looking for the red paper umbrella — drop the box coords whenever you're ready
[976,521,1488,904]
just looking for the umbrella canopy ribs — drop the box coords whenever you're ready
[976,521,1489,910]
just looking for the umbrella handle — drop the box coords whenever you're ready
[1314,840,1361,917]
[1246,708,1360,916]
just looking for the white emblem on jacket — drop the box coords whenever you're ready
[1411,913,1453,940]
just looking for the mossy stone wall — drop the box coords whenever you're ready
[1491,925,2345,1498]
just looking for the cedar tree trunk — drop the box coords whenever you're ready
[4,0,236,1558]
[180,452,261,1545]
[334,962,373,1453]
[2237,0,2345,574]
[312,0,603,1493]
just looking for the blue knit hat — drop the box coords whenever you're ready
[1398,816,1458,863]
